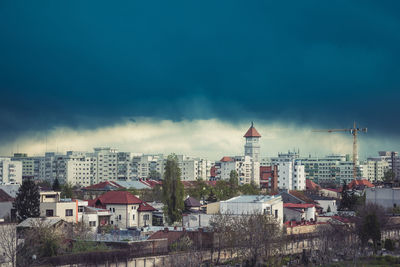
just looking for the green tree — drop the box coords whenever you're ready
[52,178,61,191]
[148,170,161,180]
[215,180,234,200]
[384,170,396,183]
[339,182,358,210]
[239,181,260,195]
[61,182,73,198]
[229,170,239,188]
[162,154,184,224]
[13,179,40,222]
[186,180,210,201]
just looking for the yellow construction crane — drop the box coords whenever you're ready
[313,122,367,180]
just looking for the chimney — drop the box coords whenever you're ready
[174,226,177,231]
[163,227,169,233]
[183,227,186,232]
[198,228,203,232]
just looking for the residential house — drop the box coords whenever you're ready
[184,196,201,212]
[0,189,15,220]
[309,195,337,213]
[283,203,316,222]
[40,191,78,223]
[81,206,111,232]
[347,179,374,191]
[90,191,155,229]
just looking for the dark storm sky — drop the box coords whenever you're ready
[1,1,400,143]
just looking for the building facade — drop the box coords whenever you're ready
[0,158,22,184]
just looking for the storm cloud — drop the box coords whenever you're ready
[0,1,399,151]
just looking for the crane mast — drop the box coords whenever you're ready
[313,122,367,180]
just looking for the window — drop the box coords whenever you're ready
[89,221,96,227]
[46,209,54,216]
[275,210,278,218]
[65,209,73,216]
[143,214,150,221]
[78,207,84,213]
[118,215,122,220]
[132,214,135,220]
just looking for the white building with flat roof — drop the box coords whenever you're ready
[220,195,283,225]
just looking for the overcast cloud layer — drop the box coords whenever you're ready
[0,1,399,153]
[1,119,397,161]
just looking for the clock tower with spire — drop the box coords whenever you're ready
[243,122,261,162]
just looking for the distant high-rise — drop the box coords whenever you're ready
[244,122,261,162]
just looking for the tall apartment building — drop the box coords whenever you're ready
[214,155,260,185]
[271,152,305,190]
[0,158,22,184]
[299,154,347,184]
[131,154,165,180]
[176,155,212,181]
[362,158,389,182]
[375,151,400,180]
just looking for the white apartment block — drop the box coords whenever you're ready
[0,158,22,184]
[131,154,165,180]
[214,155,260,185]
[277,160,305,191]
[176,155,212,181]
[361,159,389,182]
[271,152,305,190]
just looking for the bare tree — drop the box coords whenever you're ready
[0,223,18,267]
[210,211,283,266]
[355,203,388,255]
[234,213,283,266]
[209,212,237,264]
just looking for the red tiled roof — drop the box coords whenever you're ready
[243,124,261,138]
[284,203,315,209]
[220,156,234,162]
[93,191,142,205]
[90,191,156,211]
[138,202,156,212]
[306,179,321,191]
[289,190,317,204]
[324,188,341,193]
[348,179,374,189]
[140,180,162,188]
[0,189,14,202]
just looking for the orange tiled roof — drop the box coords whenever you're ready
[220,156,234,162]
[306,179,321,191]
[243,125,261,138]
[348,179,374,189]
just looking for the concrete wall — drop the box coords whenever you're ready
[206,202,220,214]
[0,202,13,220]
[366,187,400,210]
